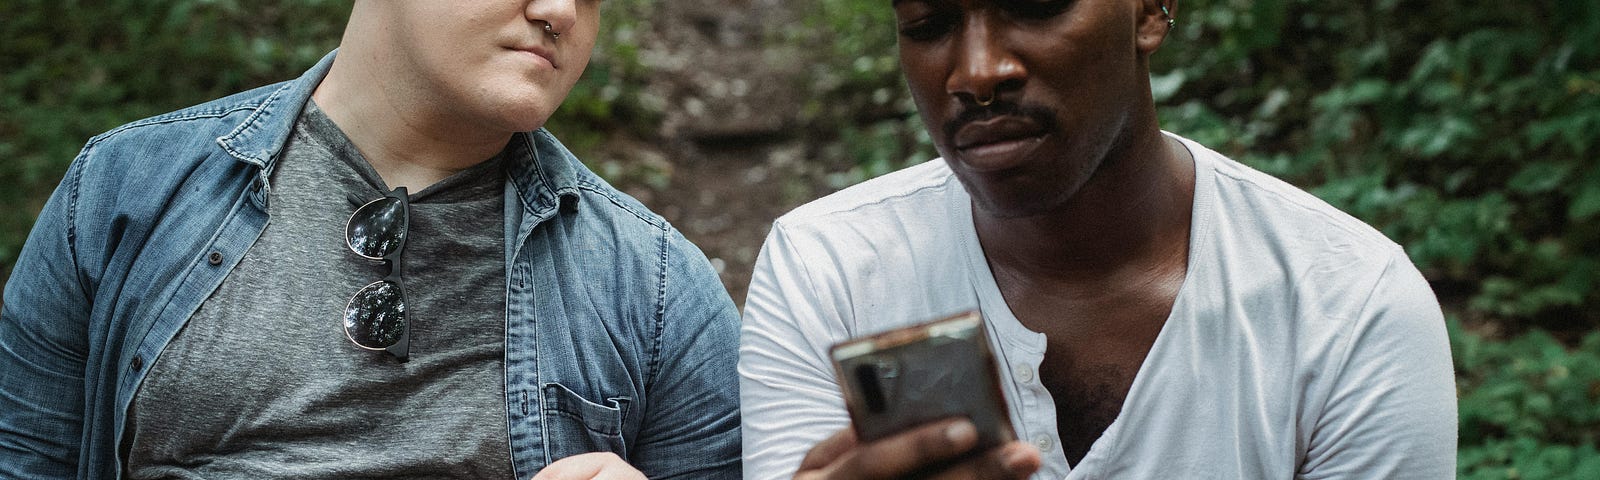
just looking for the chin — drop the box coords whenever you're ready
[478,87,567,133]
[511,115,554,133]
[487,104,557,133]
[973,196,1064,220]
[963,174,1085,220]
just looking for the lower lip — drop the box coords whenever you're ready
[956,135,1047,172]
[510,49,555,69]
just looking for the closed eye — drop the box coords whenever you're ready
[895,1,959,42]
[899,13,959,42]
[999,0,1076,21]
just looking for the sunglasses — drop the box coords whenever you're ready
[343,186,411,362]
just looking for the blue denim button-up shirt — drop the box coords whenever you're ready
[0,52,741,479]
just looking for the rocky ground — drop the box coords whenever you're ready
[582,0,868,305]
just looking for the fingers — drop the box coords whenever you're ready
[924,441,1042,480]
[813,419,981,480]
[530,452,646,480]
[798,426,860,472]
[795,421,1043,480]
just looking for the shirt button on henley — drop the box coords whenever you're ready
[1014,363,1034,383]
[1034,434,1054,452]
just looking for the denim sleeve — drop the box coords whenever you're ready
[627,228,742,479]
[0,157,92,478]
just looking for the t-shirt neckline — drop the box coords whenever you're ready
[951,131,1217,475]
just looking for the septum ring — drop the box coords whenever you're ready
[545,22,560,40]
[976,95,995,107]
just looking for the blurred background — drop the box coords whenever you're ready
[2,0,1598,476]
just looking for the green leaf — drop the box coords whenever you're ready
[1571,167,1600,221]
[1508,162,1574,194]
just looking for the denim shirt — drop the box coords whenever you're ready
[0,52,741,479]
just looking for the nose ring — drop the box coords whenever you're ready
[545,22,560,40]
[976,95,995,107]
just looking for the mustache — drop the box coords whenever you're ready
[942,100,1059,145]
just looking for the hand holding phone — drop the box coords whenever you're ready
[830,310,1015,450]
[794,418,1039,480]
[796,311,1038,479]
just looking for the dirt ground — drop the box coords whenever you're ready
[585,0,854,306]
[593,134,846,307]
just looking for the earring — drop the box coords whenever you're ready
[1161,4,1175,28]
[545,22,561,40]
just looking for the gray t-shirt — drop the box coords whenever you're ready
[125,102,514,479]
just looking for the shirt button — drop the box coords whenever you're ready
[1013,363,1034,383]
[130,356,145,372]
[1033,434,1053,452]
[207,251,224,266]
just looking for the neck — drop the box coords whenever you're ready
[312,14,512,191]
[974,125,1195,283]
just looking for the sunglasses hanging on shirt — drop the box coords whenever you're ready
[343,186,411,362]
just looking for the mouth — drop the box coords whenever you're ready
[507,45,558,69]
[951,116,1048,171]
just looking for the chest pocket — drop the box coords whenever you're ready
[543,382,632,462]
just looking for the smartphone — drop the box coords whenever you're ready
[830,310,1015,451]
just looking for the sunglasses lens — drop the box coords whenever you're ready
[344,280,406,349]
[347,197,406,259]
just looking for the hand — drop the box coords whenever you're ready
[795,419,1041,479]
[530,452,646,480]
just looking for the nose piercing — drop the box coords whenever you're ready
[976,95,995,107]
[545,22,560,40]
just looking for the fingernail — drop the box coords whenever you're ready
[944,421,976,445]
[1002,448,1030,472]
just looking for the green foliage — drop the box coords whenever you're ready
[1,0,350,282]
[545,0,660,153]
[789,0,935,171]
[1453,319,1600,478]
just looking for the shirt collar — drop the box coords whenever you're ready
[216,50,336,174]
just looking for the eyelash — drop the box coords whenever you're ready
[898,13,957,42]
[1005,0,1075,19]
[897,0,1074,42]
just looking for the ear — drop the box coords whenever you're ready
[1136,0,1177,55]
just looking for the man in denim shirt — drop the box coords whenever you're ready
[0,1,740,479]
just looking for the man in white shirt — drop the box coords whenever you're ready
[738,1,1458,478]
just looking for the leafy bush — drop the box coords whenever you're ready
[1453,319,1600,478]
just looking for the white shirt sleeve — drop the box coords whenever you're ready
[739,223,854,480]
[1297,248,1458,479]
